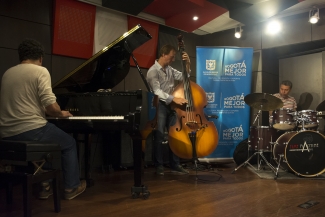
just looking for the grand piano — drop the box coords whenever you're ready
[47,24,153,199]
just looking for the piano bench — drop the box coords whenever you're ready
[0,140,61,217]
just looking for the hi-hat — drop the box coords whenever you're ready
[244,93,283,111]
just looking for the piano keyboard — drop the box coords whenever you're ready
[47,116,124,120]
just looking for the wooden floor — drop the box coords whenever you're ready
[1,162,325,217]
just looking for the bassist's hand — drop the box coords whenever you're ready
[173,97,188,105]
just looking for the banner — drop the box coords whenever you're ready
[196,47,253,162]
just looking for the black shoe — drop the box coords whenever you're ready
[171,165,189,174]
[156,166,164,176]
[39,182,53,200]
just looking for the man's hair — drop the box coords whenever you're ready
[18,38,44,62]
[159,44,177,57]
[281,80,293,89]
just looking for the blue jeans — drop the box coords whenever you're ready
[3,122,80,189]
[154,101,179,169]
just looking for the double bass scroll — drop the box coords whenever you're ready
[168,34,219,159]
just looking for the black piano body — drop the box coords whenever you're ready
[48,90,151,133]
[48,24,153,199]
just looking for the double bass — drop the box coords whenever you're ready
[140,95,158,151]
[168,35,219,160]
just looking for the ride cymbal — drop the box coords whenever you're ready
[244,93,283,111]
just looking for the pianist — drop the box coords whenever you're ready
[0,39,86,200]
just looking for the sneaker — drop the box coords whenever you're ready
[171,165,189,174]
[156,166,164,176]
[64,180,87,200]
[39,182,53,200]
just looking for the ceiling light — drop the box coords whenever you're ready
[309,7,319,24]
[234,25,242,39]
[193,16,198,21]
[265,20,281,35]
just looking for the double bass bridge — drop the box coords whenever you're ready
[185,121,208,131]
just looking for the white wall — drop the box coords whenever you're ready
[279,52,323,110]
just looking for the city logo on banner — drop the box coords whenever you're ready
[206,60,216,70]
[224,93,245,109]
[224,60,247,76]
[223,125,244,141]
[206,92,215,103]
[203,60,218,76]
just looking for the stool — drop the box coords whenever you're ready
[0,140,61,217]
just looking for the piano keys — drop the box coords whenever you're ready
[47,24,153,199]
[48,90,153,132]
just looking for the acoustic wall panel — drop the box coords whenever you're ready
[0,16,51,52]
[53,0,96,59]
[51,55,85,87]
[127,16,159,69]
[0,0,51,25]
[93,7,128,54]
[124,68,149,92]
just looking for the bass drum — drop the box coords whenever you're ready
[273,131,325,177]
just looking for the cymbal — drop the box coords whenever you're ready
[316,100,325,111]
[244,93,283,111]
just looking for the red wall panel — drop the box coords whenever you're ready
[53,0,96,59]
[127,16,159,69]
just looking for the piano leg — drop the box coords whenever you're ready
[84,134,95,187]
[129,131,150,199]
[74,133,94,187]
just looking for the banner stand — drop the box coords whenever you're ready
[196,46,253,163]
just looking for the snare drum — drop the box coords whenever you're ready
[273,131,325,177]
[297,110,318,129]
[248,126,279,152]
[272,108,295,130]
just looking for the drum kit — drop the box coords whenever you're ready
[233,93,325,179]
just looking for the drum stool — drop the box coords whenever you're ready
[0,140,61,217]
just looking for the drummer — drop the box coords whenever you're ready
[269,80,297,123]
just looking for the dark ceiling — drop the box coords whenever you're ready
[101,0,303,33]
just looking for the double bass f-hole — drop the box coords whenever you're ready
[176,113,207,132]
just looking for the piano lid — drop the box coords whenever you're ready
[52,24,152,92]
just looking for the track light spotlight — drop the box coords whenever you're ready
[309,6,319,24]
[265,20,281,35]
[234,25,242,39]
